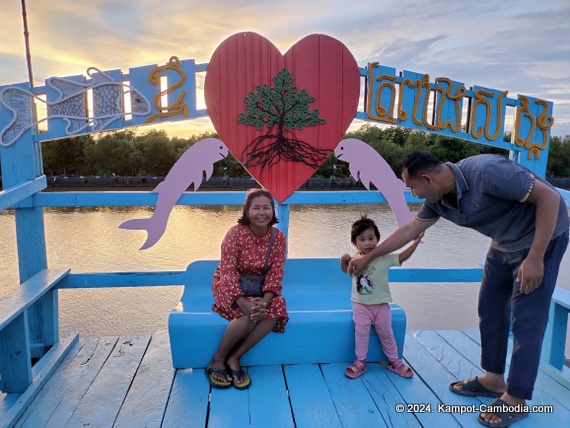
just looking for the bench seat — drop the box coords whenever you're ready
[168,258,406,368]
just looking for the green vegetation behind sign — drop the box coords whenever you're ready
[33,125,570,180]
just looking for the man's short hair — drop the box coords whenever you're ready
[402,151,443,179]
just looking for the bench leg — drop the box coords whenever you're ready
[0,312,32,393]
[27,291,59,359]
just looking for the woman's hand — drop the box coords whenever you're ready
[237,296,269,322]
[236,297,257,318]
[249,297,269,322]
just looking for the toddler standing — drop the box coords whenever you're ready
[340,215,422,379]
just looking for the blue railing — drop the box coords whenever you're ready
[1,183,569,397]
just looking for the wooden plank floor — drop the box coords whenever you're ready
[10,329,570,428]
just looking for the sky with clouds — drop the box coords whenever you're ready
[1,0,569,138]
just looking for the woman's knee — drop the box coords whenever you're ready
[227,316,257,334]
[253,317,277,331]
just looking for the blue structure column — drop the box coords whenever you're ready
[0,129,56,357]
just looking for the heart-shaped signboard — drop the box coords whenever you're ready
[204,32,360,202]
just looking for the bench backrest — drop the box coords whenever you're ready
[184,258,347,284]
[180,258,484,311]
[181,258,351,308]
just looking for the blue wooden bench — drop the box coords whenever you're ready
[168,258,407,368]
[0,268,81,426]
[0,268,71,393]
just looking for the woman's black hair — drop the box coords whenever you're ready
[237,188,279,226]
[350,215,380,245]
[402,151,443,179]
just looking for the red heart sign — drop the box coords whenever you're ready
[204,32,360,202]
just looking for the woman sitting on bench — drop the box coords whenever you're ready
[206,188,288,390]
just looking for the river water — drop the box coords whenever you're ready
[1,204,569,339]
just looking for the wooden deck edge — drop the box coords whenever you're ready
[539,361,570,390]
[1,333,79,428]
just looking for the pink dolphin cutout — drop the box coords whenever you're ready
[119,138,229,249]
[334,138,415,227]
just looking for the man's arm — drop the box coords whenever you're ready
[398,232,424,264]
[347,217,435,275]
[517,180,561,292]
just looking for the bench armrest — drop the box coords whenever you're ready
[0,268,70,331]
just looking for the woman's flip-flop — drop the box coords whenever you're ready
[206,365,232,388]
[231,369,251,390]
[387,359,413,378]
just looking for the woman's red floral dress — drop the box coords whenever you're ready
[212,224,288,332]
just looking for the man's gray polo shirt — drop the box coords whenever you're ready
[416,154,570,252]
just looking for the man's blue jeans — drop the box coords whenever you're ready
[478,229,569,400]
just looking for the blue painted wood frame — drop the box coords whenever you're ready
[0,268,69,393]
[0,126,55,362]
[126,63,160,126]
[543,287,570,370]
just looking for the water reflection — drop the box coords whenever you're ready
[1,206,569,338]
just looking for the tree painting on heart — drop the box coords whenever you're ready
[204,32,361,202]
[238,68,328,174]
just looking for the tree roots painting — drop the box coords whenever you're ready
[238,68,329,174]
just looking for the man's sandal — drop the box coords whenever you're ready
[478,397,529,427]
[345,360,367,379]
[449,377,502,398]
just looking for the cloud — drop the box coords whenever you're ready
[1,0,569,137]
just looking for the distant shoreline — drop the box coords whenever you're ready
[42,175,368,192]
[6,175,568,192]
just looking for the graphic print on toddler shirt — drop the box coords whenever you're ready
[356,273,374,295]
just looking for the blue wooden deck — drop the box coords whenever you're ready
[7,329,569,428]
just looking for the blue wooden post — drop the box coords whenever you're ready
[276,203,290,257]
[0,98,55,362]
[0,313,32,392]
[127,63,160,125]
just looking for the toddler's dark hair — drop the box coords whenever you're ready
[350,215,380,245]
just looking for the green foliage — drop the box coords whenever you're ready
[38,125,570,180]
[313,153,350,178]
[547,135,570,177]
[345,123,384,144]
[403,131,431,155]
[324,124,512,177]
[83,130,138,175]
[429,135,483,163]
[39,129,250,179]
[238,68,325,131]
[42,134,93,175]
